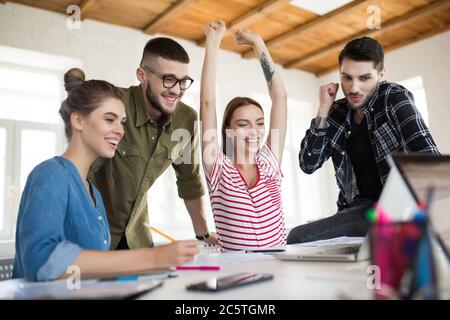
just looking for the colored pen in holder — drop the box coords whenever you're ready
[368,207,438,300]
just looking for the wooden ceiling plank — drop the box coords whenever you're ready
[79,0,103,20]
[196,0,290,46]
[241,0,370,58]
[315,21,450,77]
[287,0,450,69]
[143,0,199,35]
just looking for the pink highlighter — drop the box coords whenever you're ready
[176,266,221,271]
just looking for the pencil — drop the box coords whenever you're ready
[143,223,177,243]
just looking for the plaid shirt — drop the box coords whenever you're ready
[299,81,440,210]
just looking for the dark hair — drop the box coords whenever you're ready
[140,37,190,66]
[338,37,384,71]
[59,68,122,139]
[221,97,264,155]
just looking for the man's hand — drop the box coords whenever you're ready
[317,83,339,118]
[201,232,220,246]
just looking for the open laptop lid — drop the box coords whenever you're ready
[377,154,419,221]
[391,153,450,259]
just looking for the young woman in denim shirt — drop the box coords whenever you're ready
[13,68,198,282]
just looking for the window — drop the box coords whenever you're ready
[0,46,80,245]
[398,76,429,126]
[0,63,65,241]
[0,67,62,124]
[0,127,7,232]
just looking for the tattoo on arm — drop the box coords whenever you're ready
[261,52,275,86]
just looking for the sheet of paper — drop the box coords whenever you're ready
[182,251,275,267]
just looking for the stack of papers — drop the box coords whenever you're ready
[294,236,365,247]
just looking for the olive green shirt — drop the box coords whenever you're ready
[88,85,204,249]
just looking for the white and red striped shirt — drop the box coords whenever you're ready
[204,144,286,251]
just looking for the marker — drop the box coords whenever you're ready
[366,207,377,222]
[99,275,138,282]
[116,275,138,281]
[176,265,220,271]
[413,206,427,225]
[375,204,392,224]
[245,249,285,253]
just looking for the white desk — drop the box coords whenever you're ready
[140,258,373,300]
[144,245,449,300]
[1,249,448,300]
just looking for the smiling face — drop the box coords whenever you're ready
[228,104,265,159]
[77,97,126,158]
[139,57,190,116]
[340,58,385,110]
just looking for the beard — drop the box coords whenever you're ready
[145,82,167,115]
[345,84,378,110]
[145,81,182,116]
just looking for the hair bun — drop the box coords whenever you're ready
[64,68,85,93]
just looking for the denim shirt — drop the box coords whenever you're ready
[12,156,111,282]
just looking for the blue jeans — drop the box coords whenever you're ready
[287,198,374,244]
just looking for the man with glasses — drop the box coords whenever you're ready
[89,37,219,249]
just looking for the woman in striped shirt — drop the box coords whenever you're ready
[200,21,288,251]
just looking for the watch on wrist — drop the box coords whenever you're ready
[195,233,210,241]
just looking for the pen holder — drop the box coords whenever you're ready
[368,219,438,300]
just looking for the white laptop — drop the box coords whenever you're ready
[276,153,450,262]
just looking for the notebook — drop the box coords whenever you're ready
[6,279,163,300]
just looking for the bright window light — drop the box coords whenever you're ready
[398,76,429,126]
[290,0,354,15]
[0,66,61,124]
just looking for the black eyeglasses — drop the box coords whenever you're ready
[142,66,194,90]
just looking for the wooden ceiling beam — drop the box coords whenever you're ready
[79,0,102,20]
[196,0,290,47]
[143,0,199,35]
[287,0,450,70]
[241,0,370,58]
[316,21,450,77]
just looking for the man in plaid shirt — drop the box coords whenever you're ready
[287,37,439,244]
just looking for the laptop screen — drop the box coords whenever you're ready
[392,154,450,258]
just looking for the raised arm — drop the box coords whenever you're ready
[235,29,288,164]
[200,21,226,176]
